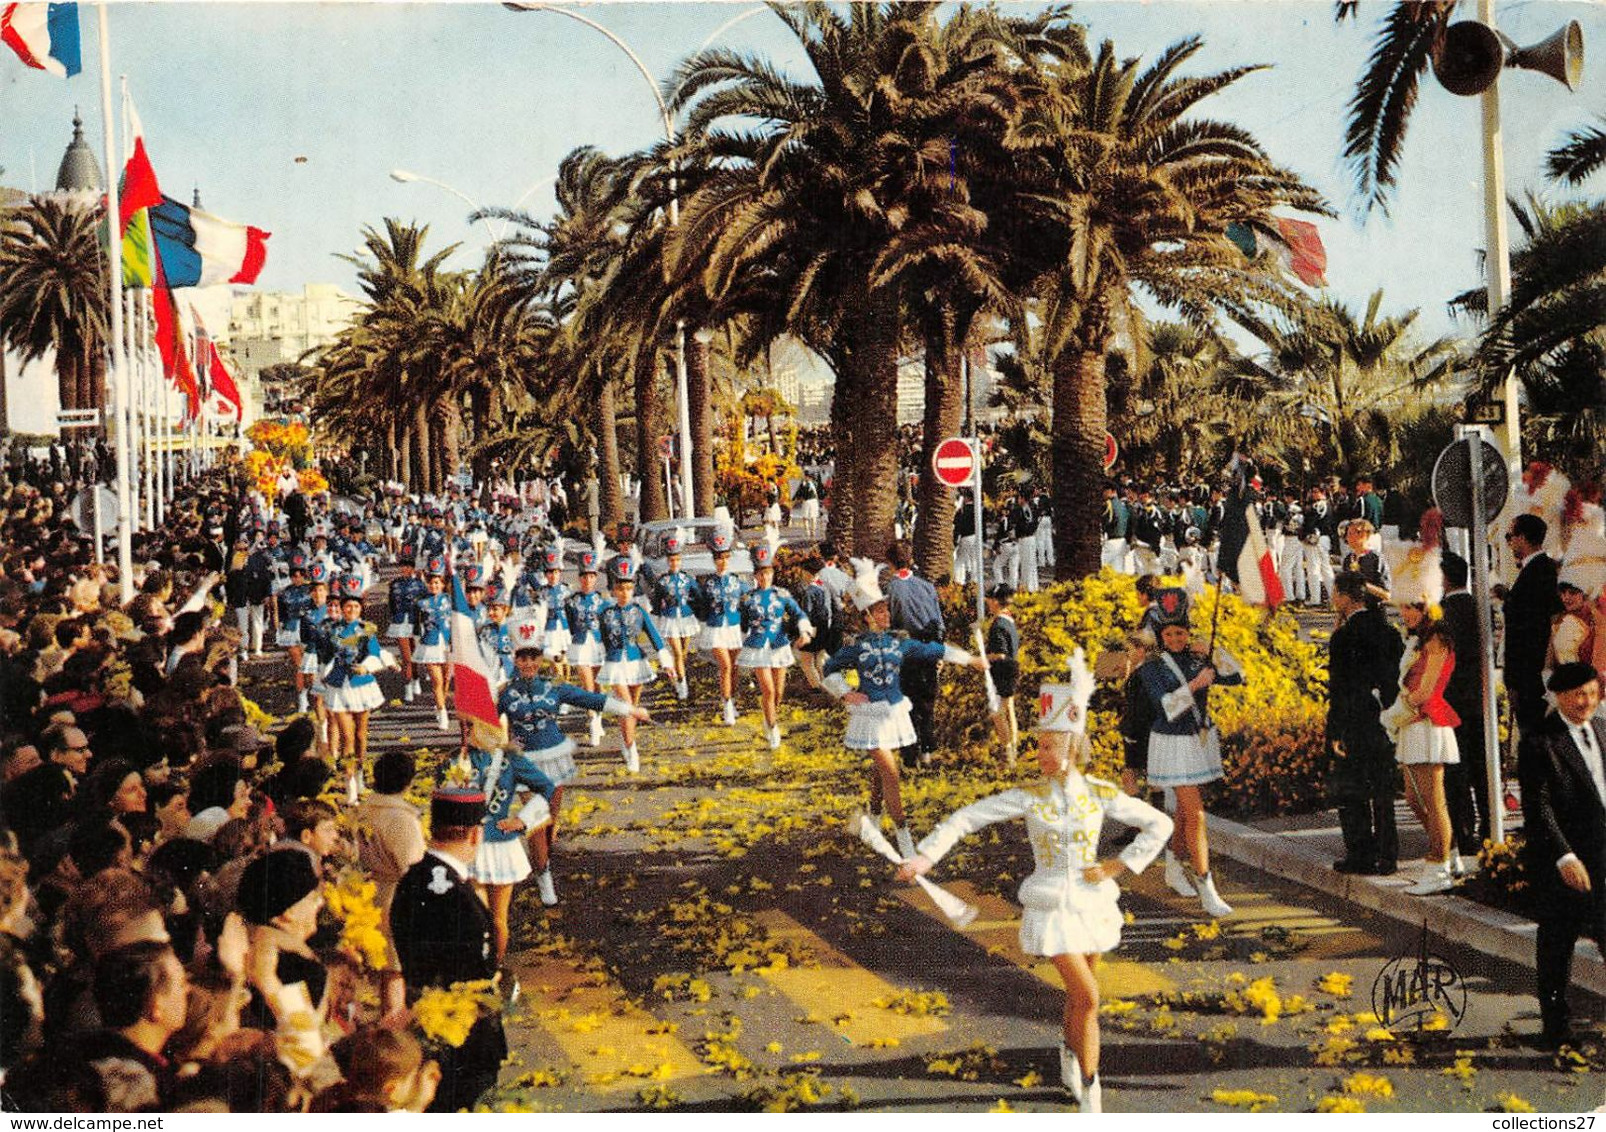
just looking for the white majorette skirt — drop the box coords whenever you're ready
[300,652,321,676]
[414,641,449,665]
[795,498,819,522]
[658,613,701,640]
[1020,898,1123,957]
[542,627,572,660]
[386,620,414,639]
[599,657,655,687]
[524,738,578,786]
[322,680,385,714]
[844,698,917,751]
[567,636,604,668]
[1395,720,1459,766]
[276,628,302,648]
[1147,728,1224,788]
[469,836,531,886]
[699,623,743,652]
[737,643,794,670]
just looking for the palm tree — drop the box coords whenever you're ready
[1005,36,1327,577]
[1463,196,1606,466]
[1546,118,1606,186]
[668,2,1081,560]
[0,196,110,424]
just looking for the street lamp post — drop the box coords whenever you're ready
[389,169,501,244]
[502,3,769,522]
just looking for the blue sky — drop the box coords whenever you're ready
[4,0,1603,347]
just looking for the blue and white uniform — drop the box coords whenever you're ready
[565,589,607,668]
[276,583,313,648]
[823,632,972,750]
[478,618,515,686]
[540,579,572,659]
[1135,647,1245,788]
[320,619,385,713]
[387,574,427,639]
[299,601,335,680]
[414,591,453,665]
[499,675,628,785]
[694,571,749,652]
[463,747,557,885]
[651,569,701,640]
[737,586,811,669]
[598,600,669,687]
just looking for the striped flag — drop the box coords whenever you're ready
[450,609,505,750]
[149,194,269,286]
[1215,457,1284,608]
[1,2,79,77]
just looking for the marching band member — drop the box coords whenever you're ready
[276,552,315,715]
[898,655,1172,1113]
[498,646,649,905]
[299,565,336,749]
[478,582,517,687]
[565,551,608,748]
[651,531,700,701]
[413,556,455,733]
[1135,587,1243,918]
[822,559,987,859]
[737,544,812,750]
[386,548,426,704]
[599,555,674,772]
[538,546,573,678]
[694,528,749,727]
[321,575,385,773]
[459,742,558,966]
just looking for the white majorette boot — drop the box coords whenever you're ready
[623,742,640,774]
[436,707,451,732]
[1082,1075,1102,1113]
[1164,850,1196,897]
[895,825,916,860]
[1448,853,1466,879]
[536,869,558,907]
[1405,860,1454,896]
[403,679,415,704]
[767,724,782,751]
[588,712,604,748]
[1195,870,1234,918]
[297,688,309,714]
[1059,1044,1084,1104]
[676,677,688,701]
[722,699,737,726]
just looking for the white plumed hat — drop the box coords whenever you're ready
[849,557,886,611]
[1037,647,1094,734]
[1384,508,1445,609]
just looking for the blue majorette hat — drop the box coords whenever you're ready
[708,527,735,554]
[752,544,776,570]
[307,562,330,585]
[542,546,563,571]
[577,549,600,575]
[607,554,635,584]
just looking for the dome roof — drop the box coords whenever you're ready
[55,110,102,193]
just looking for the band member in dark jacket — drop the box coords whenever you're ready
[391,788,507,1112]
[1325,573,1405,875]
[1519,663,1606,1049]
[885,542,944,769]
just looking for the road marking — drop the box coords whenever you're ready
[752,909,951,1045]
[893,882,1178,999]
[507,955,706,1088]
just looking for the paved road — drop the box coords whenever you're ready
[232,577,1601,1114]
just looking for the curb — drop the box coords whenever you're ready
[1209,815,1606,998]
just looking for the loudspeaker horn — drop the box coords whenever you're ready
[1434,19,1586,97]
[1433,21,1505,96]
[1508,20,1584,91]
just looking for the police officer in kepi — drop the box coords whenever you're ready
[391,787,509,1112]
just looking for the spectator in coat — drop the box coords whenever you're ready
[1496,513,1562,743]
[885,542,944,769]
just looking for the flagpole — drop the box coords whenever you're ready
[119,77,141,535]
[97,18,133,602]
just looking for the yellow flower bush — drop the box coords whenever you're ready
[931,570,1330,818]
[323,872,389,971]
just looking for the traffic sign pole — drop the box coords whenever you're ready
[1467,435,1504,843]
[972,439,985,630]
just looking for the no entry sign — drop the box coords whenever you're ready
[933,437,978,488]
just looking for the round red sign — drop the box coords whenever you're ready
[932,437,977,488]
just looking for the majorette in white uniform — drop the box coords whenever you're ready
[906,653,1171,1113]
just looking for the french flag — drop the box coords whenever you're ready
[1,2,80,77]
[1215,455,1284,608]
[149,194,269,287]
[450,610,504,750]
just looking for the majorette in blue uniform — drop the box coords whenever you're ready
[651,530,698,700]
[537,546,572,661]
[320,575,385,715]
[478,581,516,686]
[564,550,607,669]
[737,543,814,749]
[461,745,556,887]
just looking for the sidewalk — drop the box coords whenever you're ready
[1210,801,1606,996]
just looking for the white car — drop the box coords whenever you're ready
[639,518,755,579]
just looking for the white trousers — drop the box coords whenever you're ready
[1035,520,1054,567]
[1018,539,1039,592]
[1278,541,1306,603]
[1302,539,1334,605]
[953,534,981,587]
[1100,538,1130,574]
[1132,544,1160,577]
[236,604,265,653]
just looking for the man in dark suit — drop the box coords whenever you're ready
[1325,573,1405,874]
[1519,663,1605,1048]
[1496,513,1562,741]
[391,788,508,1112]
[1438,552,1489,856]
[886,541,944,768]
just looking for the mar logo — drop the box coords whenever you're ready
[1371,923,1466,1034]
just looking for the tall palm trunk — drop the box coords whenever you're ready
[687,332,715,518]
[915,306,967,580]
[397,419,413,491]
[825,361,857,552]
[1050,344,1109,580]
[437,396,462,488]
[636,351,667,523]
[596,375,624,531]
[88,346,106,417]
[845,288,902,562]
[57,350,79,414]
[412,399,432,494]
